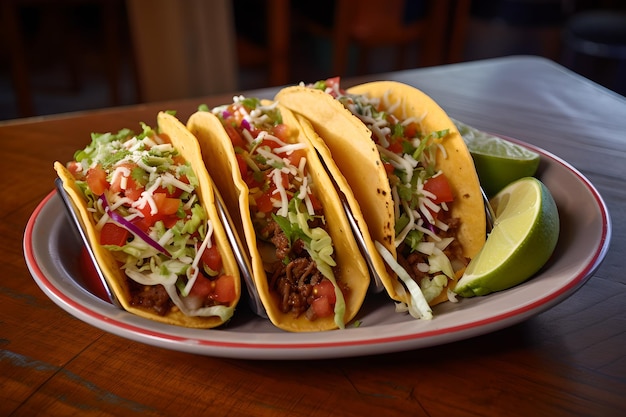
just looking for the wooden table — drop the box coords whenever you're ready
[2,56,624,416]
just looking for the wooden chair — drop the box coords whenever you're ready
[300,0,454,76]
[0,0,124,118]
[235,0,290,87]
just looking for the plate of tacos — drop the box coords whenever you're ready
[24,82,610,360]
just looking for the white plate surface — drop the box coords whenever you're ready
[24,140,611,360]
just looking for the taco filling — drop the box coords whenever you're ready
[209,97,347,325]
[310,78,469,313]
[61,122,237,321]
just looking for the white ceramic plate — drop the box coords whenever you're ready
[24,140,611,360]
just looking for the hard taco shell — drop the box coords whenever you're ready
[276,81,485,306]
[54,111,241,328]
[187,102,370,332]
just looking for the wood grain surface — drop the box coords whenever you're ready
[1,56,624,416]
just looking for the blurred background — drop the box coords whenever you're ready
[1,0,625,121]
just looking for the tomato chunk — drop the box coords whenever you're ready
[307,192,323,212]
[110,162,144,200]
[271,124,290,142]
[311,296,333,318]
[153,193,181,215]
[383,162,395,175]
[212,275,236,303]
[323,77,343,96]
[188,274,236,304]
[67,161,84,179]
[311,280,337,318]
[224,124,247,148]
[313,279,336,304]
[235,154,248,177]
[255,191,275,213]
[100,222,129,247]
[137,193,181,227]
[189,275,213,298]
[423,173,454,204]
[284,148,306,168]
[387,139,404,154]
[86,164,108,196]
[201,244,222,272]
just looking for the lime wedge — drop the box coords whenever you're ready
[454,177,559,297]
[454,119,540,197]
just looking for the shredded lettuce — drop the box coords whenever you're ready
[375,241,432,320]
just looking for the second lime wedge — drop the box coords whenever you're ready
[454,177,559,297]
[454,119,540,197]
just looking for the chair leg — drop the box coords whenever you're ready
[331,0,352,76]
[1,1,35,117]
[102,0,121,105]
[267,0,290,86]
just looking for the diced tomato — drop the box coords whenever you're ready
[86,164,108,196]
[172,155,186,166]
[162,215,180,229]
[404,122,418,138]
[110,162,144,200]
[235,154,248,177]
[67,161,84,179]
[311,296,333,318]
[244,170,263,188]
[387,139,403,154]
[260,137,282,151]
[255,190,275,213]
[313,279,336,304]
[423,173,454,204]
[383,162,395,175]
[137,193,181,227]
[212,274,236,303]
[284,148,306,168]
[131,216,151,233]
[324,77,343,96]
[311,279,337,318]
[224,124,247,148]
[188,274,236,304]
[99,222,129,247]
[189,275,213,298]
[154,193,180,215]
[271,124,290,142]
[308,192,323,212]
[201,244,222,272]
[124,185,143,201]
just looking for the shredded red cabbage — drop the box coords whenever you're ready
[98,194,171,257]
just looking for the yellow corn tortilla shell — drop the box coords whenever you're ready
[276,81,485,307]
[54,111,241,328]
[187,102,370,332]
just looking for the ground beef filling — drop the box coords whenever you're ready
[396,213,468,283]
[128,280,173,316]
[261,218,343,321]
